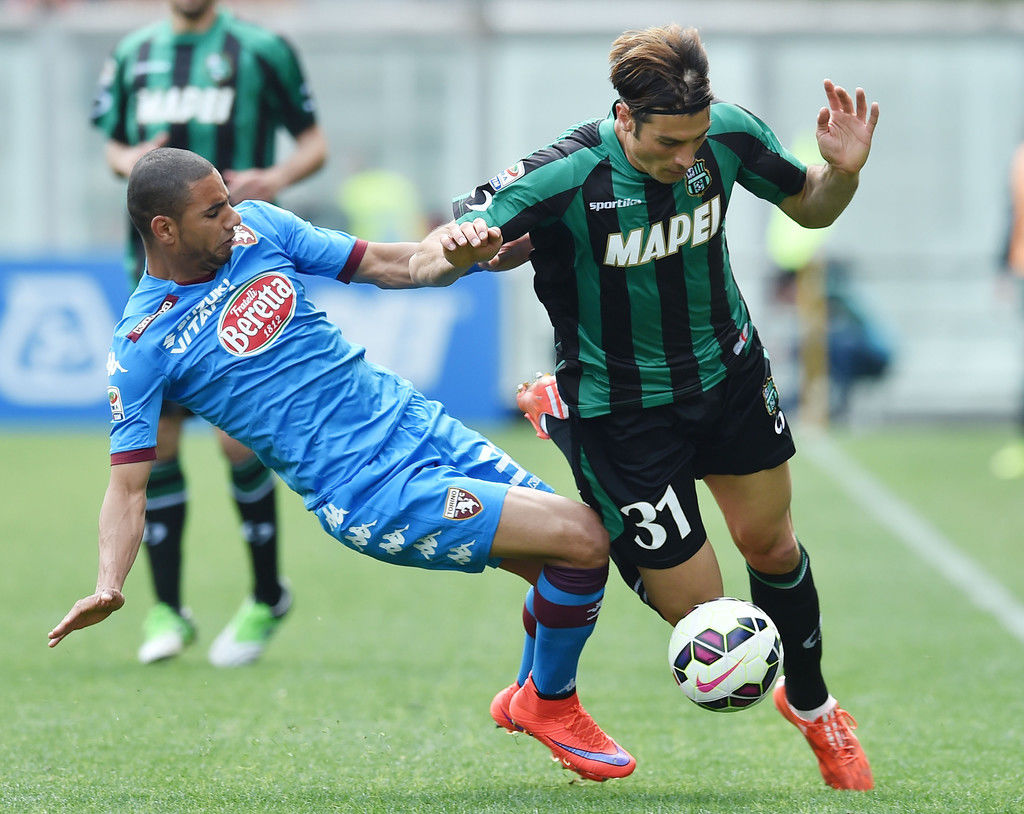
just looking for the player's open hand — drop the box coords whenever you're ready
[48,589,125,648]
[439,218,504,270]
[815,79,879,175]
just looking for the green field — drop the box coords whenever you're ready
[3,422,1022,813]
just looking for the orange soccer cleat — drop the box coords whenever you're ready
[489,682,524,733]
[773,678,874,791]
[515,373,569,440]
[507,676,635,781]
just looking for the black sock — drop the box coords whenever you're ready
[748,544,828,710]
[145,459,187,611]
[231,457,281,607]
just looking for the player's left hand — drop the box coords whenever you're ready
[48,589,125,648]
[815,79,879,175]
[439,218,504,270]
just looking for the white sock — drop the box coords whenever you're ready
[792,695,837,722]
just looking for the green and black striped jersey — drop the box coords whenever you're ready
[454,102,806,418]
[91,9,317,280]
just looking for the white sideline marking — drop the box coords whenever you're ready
[802,434,1024,645]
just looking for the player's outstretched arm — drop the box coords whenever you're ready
[350,219,507,289]
[778,79,879,229]
[48,459,151,648]
[408,219,504,287]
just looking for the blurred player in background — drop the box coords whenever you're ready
[48,148,635,782]
[90,0,328,666]
[991,141,1024,479]
[425,24,879,791]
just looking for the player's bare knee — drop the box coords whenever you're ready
[735,525,799,572]
[561,504,609,569]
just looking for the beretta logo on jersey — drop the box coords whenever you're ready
[443,487,483,520]
[217,272,297,357]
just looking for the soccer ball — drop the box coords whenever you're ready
[668,597,783,712]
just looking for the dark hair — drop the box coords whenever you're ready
[127,147,216,240]
[609,24,713,125]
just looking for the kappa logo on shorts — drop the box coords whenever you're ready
[443,487,482,520]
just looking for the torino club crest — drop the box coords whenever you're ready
[217,272,297,356]
[443,487,482,520]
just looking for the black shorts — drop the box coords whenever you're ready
[566,342,795,588]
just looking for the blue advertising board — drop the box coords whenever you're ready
[0,256,504,426]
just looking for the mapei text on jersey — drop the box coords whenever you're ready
[602,195,721,268]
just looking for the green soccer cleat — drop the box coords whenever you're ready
[138,603,196,664]
[208,583,292,667]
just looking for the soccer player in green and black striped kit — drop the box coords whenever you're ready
[424,24,879,791]
[91,0,327,668]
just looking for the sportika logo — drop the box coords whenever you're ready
[217,272,297,357]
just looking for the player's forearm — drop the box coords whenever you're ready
[94,481,147,593]
[353,239,470,289]
[780,163,859,229]
[270,125,328,191]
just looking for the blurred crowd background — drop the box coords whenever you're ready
[3,0,1024,427]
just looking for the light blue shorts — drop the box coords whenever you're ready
[313,393,551,572]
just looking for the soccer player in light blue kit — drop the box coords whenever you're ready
[48,148,635,782]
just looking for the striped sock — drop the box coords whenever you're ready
[515,587,537,687]
[530,563,608,698]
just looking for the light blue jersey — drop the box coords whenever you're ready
[106,201,549,571]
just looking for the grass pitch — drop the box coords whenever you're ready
[2,421,1022,813]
